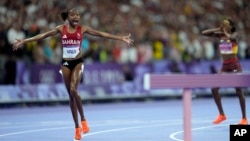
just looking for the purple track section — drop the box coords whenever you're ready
[0,97,249,141]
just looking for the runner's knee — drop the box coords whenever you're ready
[70,86,78,95]
[235,87,242,94]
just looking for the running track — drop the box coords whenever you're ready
[0,96,249,141]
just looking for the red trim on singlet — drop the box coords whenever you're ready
[61,25,83,51]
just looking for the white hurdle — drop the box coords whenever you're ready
[143,73,250,141]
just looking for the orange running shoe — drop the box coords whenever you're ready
[213,114,227,124]
[238,118,248,125]
[74,127,82,141]
[82,120,90,133]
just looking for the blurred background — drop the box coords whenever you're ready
[0,0,250,107]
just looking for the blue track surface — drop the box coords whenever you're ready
[0,97,249,141]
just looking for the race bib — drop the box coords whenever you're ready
[63,46,80,58]
[219,42,233,54]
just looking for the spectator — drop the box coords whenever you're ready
[4,56,16,84]
[0,0,249,67]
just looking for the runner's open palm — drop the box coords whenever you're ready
[12,39,24,51]
[122,34,134,46]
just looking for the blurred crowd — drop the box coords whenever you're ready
[1,0,250,84]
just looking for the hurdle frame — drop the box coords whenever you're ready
[144,73,250,141]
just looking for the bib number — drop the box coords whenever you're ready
[63,47,80,58]
[219,43,233,54]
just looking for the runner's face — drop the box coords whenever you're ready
[68,9,80,27]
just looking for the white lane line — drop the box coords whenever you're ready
[169,123,231,141]
[0,126,71,137]
[0,120,182,137]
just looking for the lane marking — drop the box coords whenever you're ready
[0,119,183,137]
[0,126,71,137]
[168,120,237,141]
[0,118,234,141]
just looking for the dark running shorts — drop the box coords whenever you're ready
[221,58,242,72]
[61,57,83,71]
